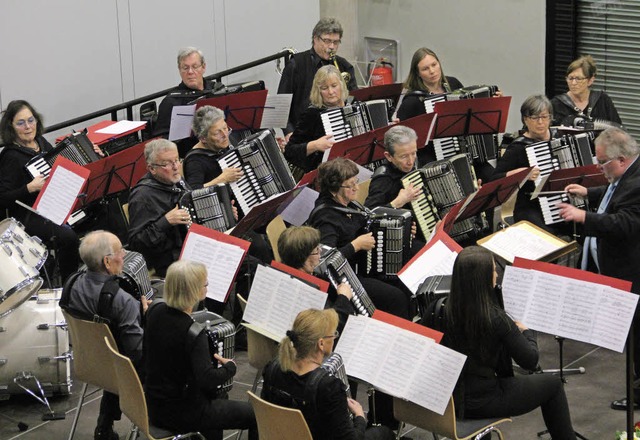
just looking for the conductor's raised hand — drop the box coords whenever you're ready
[166,204,191,226]
[564,183,588,198]
[558,202,586,224]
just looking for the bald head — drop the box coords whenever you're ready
[79,230,124,274]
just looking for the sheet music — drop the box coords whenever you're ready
[243,265,327,340]
[335,315,466,415]
[480,225,562,263]
[279,186,319,226]
[503,266,638,352]
[398,240,457,294]
[356,164,373,183]
[94,120,146,135]
[34,166,86,225]
[168,104,196,141]
[180,232,246,302]
[261,94,293,129]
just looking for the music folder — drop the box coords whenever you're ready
[349,83,403,104]
[530,164,607,199]
[325,113,437,165]
[195,89,268,131]
[432,96,511,138]
[55,119,146,145]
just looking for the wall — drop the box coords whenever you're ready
[0,0,318,141]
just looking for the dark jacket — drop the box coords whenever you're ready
[551,90,622,127]
[396,76,464,122]
[182,147,226,190]
[284,106,325,172]
[364,161,410,210]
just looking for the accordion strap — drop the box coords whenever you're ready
[185,320,206,355]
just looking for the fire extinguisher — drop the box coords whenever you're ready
[370,58,394,86]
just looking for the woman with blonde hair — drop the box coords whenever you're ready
[144,260,257,440]
[262,308,394,439]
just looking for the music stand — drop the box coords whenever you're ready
[531,164,606,197]
[349,83,403,105]
[325,113,436,166]
[195,90,268,132]
[432,96,511,138]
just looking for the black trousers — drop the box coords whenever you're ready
[359,276,410,319]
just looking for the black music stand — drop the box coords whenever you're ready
[349,83,403,105]
[432,96,511,138]
[325,113,436,166]
[196,90,268,132]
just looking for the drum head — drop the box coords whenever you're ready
[0,277,43,318]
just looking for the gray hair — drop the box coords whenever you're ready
[177,47,205,67]
[144,139,178,165]
[596,127,639,159]
[312,18,343,41]
[520,95,553,125]
[79,230,117,272]
[384,125,418,156]
[192,105,225,139]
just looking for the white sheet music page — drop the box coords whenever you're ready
[94,120,146,135]
[169,104,196,141]
[279,186,319,226]
[180,232,245,302]
[335,315,466,415]
[243,264,327,340]
[398,240,457,294]
[480,226,561,263]
[33,164,87,225]
[261,94,292,129]
[503,266,638,352]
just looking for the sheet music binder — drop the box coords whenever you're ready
[195,90,268,131]
[432,96,511,138]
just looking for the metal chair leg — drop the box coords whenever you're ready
[67,383,88,440]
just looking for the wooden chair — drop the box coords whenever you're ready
[247,391,312,440]
[61,310,119,440]
[237,295,279,392]
[355,178,371,205]
[266,215,287,262]
[393,396,511,440]
[103,337,205,440]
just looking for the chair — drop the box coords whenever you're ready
[247,391,312,440]
[103,337,205,440]
[355,178,371,205]
[266,215,287,262]
[393,396,511,440]
[61,310,119,440]
[237,295,279,392]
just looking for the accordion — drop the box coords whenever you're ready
[419,85,500,163]
[25,132,101,178]
[364,206,413,279]
[415,274,451,320]
[320,352,350,397]
[179,184,235,232]
[218,130,295,215]
[191,310,236,396]
[525,133,594,225]
[321,100,389,143]
[314,246,376,317]
[403,153,484,241]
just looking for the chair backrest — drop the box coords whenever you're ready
[103,336,152,437]
[61,310,119,394]
[247,391,313,440]
[238,295,279,372]
[266,215,287,262]
[355,178,371,205]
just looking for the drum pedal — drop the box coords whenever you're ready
[42,411,65,421]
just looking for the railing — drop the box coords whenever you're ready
[44,49,295,134]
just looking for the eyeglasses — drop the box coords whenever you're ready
[527,114,551,121]
[151,158,182,169]
[323,330,340,339]
[179,63,204,72]
[597,157,616,166]
[106,248,126,258]
[340,178,359,190]
[211,125,231,140]
[567,76,588,83]
[318,36,342,46]
[14,117,37,129]
[309,245,322,256]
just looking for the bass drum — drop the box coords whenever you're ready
[0,289,71,398]
[0,241,43,318]
[0,217,48,269]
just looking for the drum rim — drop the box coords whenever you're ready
[0,276,44,318]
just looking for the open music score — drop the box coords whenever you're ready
[196,90,268,131]
[180,223,250,303]
[478,221,577,264]
[502,257,636,353]
[324,113,437,165]
[242,264,328,341]
[432,96,511,138]
[270,260,329,293]
[335,312,465,415]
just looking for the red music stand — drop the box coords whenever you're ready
[196,90,268,131]
[325,113,436,165]
[432,96,511,138]
[349,83,403,104]
[534,164,606,194]
[55,120,145,145]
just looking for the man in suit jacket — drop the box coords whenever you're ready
[559,126,640,410]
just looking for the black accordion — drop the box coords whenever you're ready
[415,274,451,320]
[402,153,485,241]
[218,130,295,215]
[314,246,376,317]
[321,352,351,397]
[320,100,390,142]
[179,184,236,232]
[365,206,413,279]
[25,132,100,178]
[191,310,236,396]
[525,132,594,225]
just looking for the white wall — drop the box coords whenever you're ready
[356,0,546,133]
[0,0,318,141]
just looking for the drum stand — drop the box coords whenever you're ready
[13,372,65,421]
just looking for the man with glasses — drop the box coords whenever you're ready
[558,127,640,411]
[128,139,192,277]
[278,18,357,133]
[60,230,146,440]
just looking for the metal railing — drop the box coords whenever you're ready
[44,49,295,134]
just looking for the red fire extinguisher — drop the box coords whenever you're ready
[370,58,394,86]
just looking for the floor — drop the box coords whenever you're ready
[0,325,634,440]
